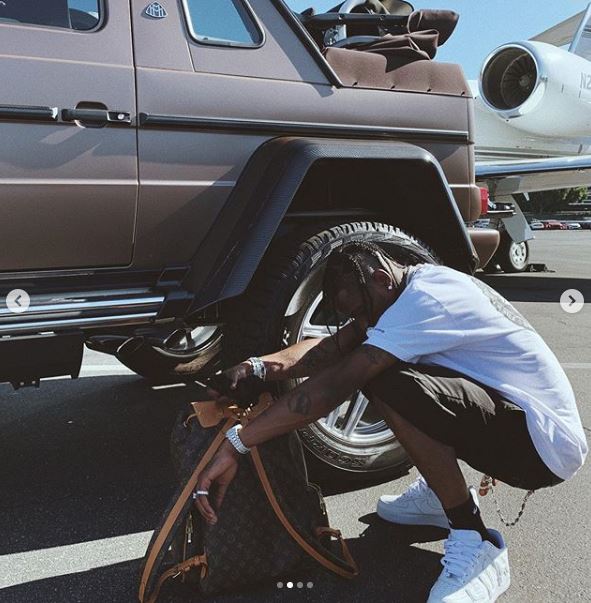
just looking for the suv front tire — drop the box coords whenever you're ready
[223,221,441,483]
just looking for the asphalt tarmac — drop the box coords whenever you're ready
[0,230,589,603]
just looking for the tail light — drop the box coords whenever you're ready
[480,187,489,216]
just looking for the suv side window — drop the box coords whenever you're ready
[0,0,101,32]
[183,0,263,47]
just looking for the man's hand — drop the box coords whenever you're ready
[222,362,253,389]
[194,440,239,525]
[206,361,253,402]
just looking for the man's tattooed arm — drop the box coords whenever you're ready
[287,391,313,416]
[237,342,398,449]
[299,339,338,372]
[261,319,366,380]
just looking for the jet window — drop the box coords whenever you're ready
[0,0,101,32]
[573,28,591,61]
[183,0,263,48]
[570,8,591,62]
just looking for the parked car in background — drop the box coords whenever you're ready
[530,221,545,230]
[580,220,591,229]
[565,222,582,230]
[544,220,567,230]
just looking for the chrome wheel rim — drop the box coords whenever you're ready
[296,293,394,447]
[510,241,528,269]
[164,325,222,355]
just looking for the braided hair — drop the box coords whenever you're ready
[321,240,401,342]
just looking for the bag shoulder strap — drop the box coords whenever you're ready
[138,417,235,603]
[250,446,359,578]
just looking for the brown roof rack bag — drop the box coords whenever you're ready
[323,9,467,95]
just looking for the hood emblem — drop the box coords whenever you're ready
[144,2,167,19]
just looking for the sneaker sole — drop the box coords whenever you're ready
[490,544,511,601]
[494,578,511,601]
[376,500,450,529]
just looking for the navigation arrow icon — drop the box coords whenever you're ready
[6,289,30,314]
[560,289,584,314]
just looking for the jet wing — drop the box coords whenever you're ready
[476,155,591,197]
[530,9,586,47]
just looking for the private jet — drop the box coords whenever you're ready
[474,4,591,271]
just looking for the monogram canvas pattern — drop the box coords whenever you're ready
[142,404,341,600]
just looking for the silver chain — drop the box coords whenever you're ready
[479,475,535,527]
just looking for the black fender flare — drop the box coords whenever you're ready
[185,136,478,312]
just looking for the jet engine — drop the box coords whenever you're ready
[479,41,591,137]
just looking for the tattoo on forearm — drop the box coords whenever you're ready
[287,391,313,415]
[301,344,333,372]
[362,344,392,365]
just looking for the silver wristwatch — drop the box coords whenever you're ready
[247,356,266,381]
[225,424,251,454]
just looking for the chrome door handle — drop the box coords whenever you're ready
[61,108,131,125]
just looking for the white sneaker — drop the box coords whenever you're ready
[377,476,479,529]
[427,528,510,603]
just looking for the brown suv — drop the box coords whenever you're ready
[0,0,498,482]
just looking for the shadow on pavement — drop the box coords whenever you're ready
[0,375,202,554]
[1,517,446,603]
[1,375,446,603]
[307,460,411,496]
[0,559,141,603]
[477,274,591,302]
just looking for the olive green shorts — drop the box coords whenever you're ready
[364,362,563,490]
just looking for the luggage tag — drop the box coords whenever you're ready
[189,376,274,428]
[189,400,228,428]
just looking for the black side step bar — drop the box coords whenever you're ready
[0,289,165,336]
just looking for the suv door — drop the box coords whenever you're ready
[0,0,137,272]
[129,0,329,268]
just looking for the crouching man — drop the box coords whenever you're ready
[194,241,587,603]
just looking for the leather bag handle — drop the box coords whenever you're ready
[138,417,235,603]
[239,400,358,579]
[250,446,359,579]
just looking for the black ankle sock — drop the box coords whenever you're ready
[445,496,493,544]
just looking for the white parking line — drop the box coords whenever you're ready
[0,531,153,589]
[80,366,134,372]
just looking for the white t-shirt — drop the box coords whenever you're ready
[365,263,588,481]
